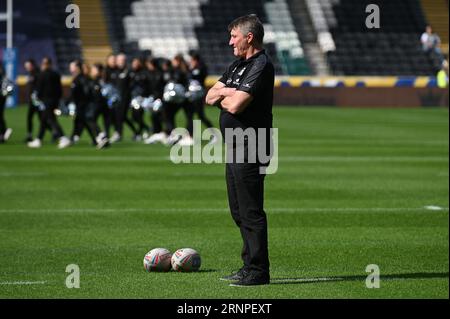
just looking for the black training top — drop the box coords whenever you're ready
[218,49,274,137]
[36,69,62,106]
[70,74,91,109]
[190,63,208,87]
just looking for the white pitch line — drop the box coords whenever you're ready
[0,172,48,177]
[0,281,46,286]
[424,205,445,211]
[0,207,447,214]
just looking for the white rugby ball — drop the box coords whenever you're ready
[143,248,172,272]
[171,248,201,272]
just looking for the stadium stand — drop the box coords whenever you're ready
[286,0,330,75]
[194,0,290,75]
[326,0,441,76]
[264,0,310,75]
[123,0,205,59]
[102,0,137,54]
[4,0,447,77]
[419,0,449,56]
[0,0,58,74]
[72,0,112,66]
[43,0,83,73]
[112,0,289,75]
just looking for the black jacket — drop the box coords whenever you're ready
[89,77,107,108]
[27,69,40,98]
[129,68,151,98]
[70,74,91,110]
[37,69,62,107]
[169,68,189,87]
[148,69,165,99]
[105,67,119,86]
[190,63,208,87]
[116,67,131,105]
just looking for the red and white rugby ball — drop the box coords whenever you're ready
[171,248,201,272]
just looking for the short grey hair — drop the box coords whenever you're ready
[228,14,264,46]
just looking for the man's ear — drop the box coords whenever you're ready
[247,32,254,44]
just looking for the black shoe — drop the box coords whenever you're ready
[220,267,249,281]
[229,272,270,287]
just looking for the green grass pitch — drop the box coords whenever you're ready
[0,105,448,298]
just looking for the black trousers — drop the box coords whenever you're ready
[72,105,100,145]
[164,102,194,136]
[150,111,163,134]
[116,101,137,136]
[131,108,149,135]
[26,101,40,136]
[95,103,112,138]
[38,103,65,140]
[0,96,6,135]
[191,99,213,129]
[225,161,269,276]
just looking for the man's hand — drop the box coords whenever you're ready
[218,87,236,97]
[205,82,227,106]
[221,90,253,115]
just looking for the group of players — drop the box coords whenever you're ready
[0,51,216,148]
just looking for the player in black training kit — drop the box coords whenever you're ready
[68,60,108,149]
[28,57,71,149]
[143,57,166,144]
[91,63,112,140]
[206,15,274,286]
[0,64,13,144]
[112,53,138,143]
[188,51,215,130]
[23,59,43,142]
[104,54,121,137]
[164,54,194,145]
[129,57,151,140]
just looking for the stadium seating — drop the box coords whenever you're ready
[419,0,449,56]
[4,0,446,76]
[264,0,310,75]
[73,0,113,66]
[194,0,289,75]
[102,0,136,54]
[108,0,294,75]
[123,0,206,58]
[325,0,441,75]
[0,0,58,74]
[43,0,83,73]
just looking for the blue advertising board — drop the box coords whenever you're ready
[2,47,18,108]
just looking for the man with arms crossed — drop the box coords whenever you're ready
[206,14,274,286]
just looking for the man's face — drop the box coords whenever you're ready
[171,58,179,68]
[131,59,140,70]
[189,58,199,69]
[107,56,116,68]
[91,66,99,78]
[69,62,78,75]
[229,27,249,58]
[24,62,33,73]
[117,54,127,69]
[41,60,49,71]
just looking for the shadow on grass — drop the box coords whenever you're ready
[144,269,218,274]
[177,269,218,274]
[270,272,449,285]
[194,269,218,273]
